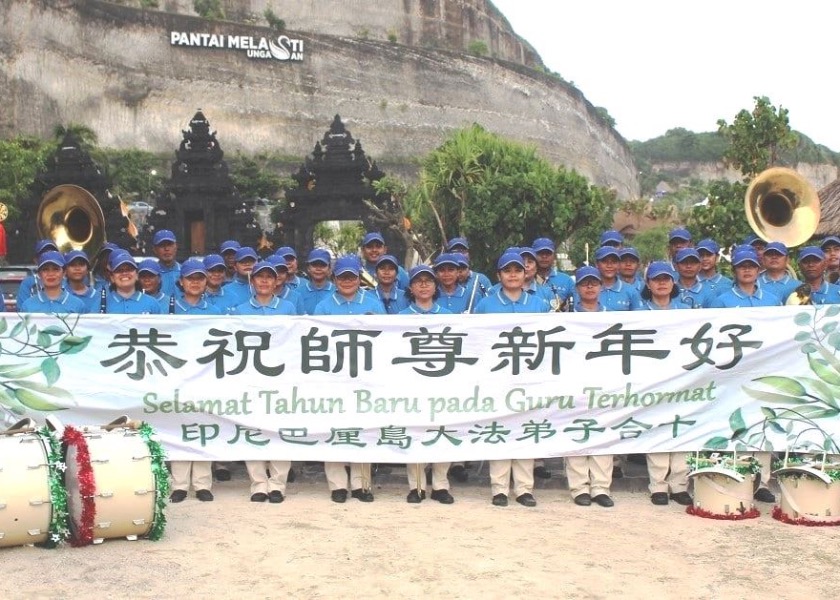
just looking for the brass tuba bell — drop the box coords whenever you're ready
[37,184,106,255]
[745,167,820,248]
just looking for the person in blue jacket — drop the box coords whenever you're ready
[299,248,336,315]
[20,251,85,314]
[151,229,181,295]
[63,250,98,313]
[230,261,296,316]
[101,252,161,314]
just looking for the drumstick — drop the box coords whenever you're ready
[415,463,424,496]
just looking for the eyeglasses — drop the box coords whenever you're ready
[412,279,436,286]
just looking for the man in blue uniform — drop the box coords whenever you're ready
[152,229,181,295]
[299,248,336,315]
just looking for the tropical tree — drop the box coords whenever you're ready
[0,136,53,217]
[406,124,616,274]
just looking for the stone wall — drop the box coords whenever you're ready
[651,161,839,191]
[0,0,640,199]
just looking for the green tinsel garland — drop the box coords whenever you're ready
[687,453,761,476]
[138,422,170,541]
[773,457,840,483]
[38,426,70,548]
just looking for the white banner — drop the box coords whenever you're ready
[1,307,838,461]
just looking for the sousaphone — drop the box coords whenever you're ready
[745,167,819,248]
[37,184,106,255]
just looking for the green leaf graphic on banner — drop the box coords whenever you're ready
[799,376,840,409]
[768,420,785,434]
[807,354,840,386]
[750,376,806,397]
[41,357,60,386]
[794,331,812,342]
[827,305,840,318]
[13,387,69,411]
[801,342,818,354]
[58,335,91,355]
[704,436,729,449]
[0,389,26,415]
[794,312,812,326]
[823,321,839,334]
[0,363,47,378]
[760,407,777,419]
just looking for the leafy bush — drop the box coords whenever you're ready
[193,0,224,20]
[467,40,489,57]
[263,8,285,31]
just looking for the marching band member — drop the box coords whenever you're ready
[617,247,644,293]
[274,246,304,290]
[224,246,259,306]
[266,254,306,314]
[360,232,409,289]
[674,248,714,308]
[151,229,181,295]
[599,229,623,248]
[203,254,239,313]
[744,234,768,263]
[299,248,336,314]
[533,237,574,302]
[434,253,470,314]
[797,246,840,304]
[667,227,692,262]
[219,239,241,283]
[475,251,549,508]
[19,251,85,314]
[448,237,492,293]
[17,239,60,308]
[314,255,384,503]
[566,266,615,507]
[696,238,732,297]
[231,260,295,503]
[102,252,162,314]
[710,248,780,502]
[137,259,167,310]
[374,254,409,314]
[593,246,642,311]
[820,236,840,283]
[63,250,98,313]
[168,260,221,503]
[758,241,802,301]
[638,262,692,506]
[399,264,455,505]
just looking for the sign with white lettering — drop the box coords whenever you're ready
[1,308,836,461]
[170,31,304,61]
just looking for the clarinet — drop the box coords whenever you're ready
[168,295,176,315]
[99,288,107,313]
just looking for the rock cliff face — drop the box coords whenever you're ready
[0,0,640,199]
[650,161,838,191]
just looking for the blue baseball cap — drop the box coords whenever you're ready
[220,240,241,254]
[675,248,700,263]
[251,261,277,277]
[37,251,65,270]
[533,237,555,252]
[137,259,161,276]
[497,252,525,270]
[307,248,331,265]
[109,252,136,271]
[98,242,121,255]
[647,261,677,280]
[595,246,620,261]
[599,230,623,245]
[266,254,289,270]
[434,253,460,269]
[234,246,258,262]
[820,236,840,249]
[575,265,602,283]
[696,238,721,254]
[334,255,361,276]
[35,240,59,254]
[276,246,296,259]
[203,254,226,270]
[408,264,436,282]
[362,232,385,246]
[744,233,766,247]
[668,227,691,242]
[519,247,537,260]
[446,237,469,251]
[764,241,788,256]
[376,254,399,268]
[452,252,469,267]
[732,248,760,266]
[180,259,207,278]
[619,247,640,260]
[64,250,90,265]
[152,229,176,245]
[798,246,825,262]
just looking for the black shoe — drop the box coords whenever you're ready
[670,491,693,506]
[516,493,537,507]
[592,494,614,508]
[195,489,214,502]
[406,489,424,503]
[651,492,669,506]
[533,466,552,479]
[754,487,776,503]
[573,493,592,506]
[250,492,268,502]
[214,468,231,482]
[430,489,454,504]
[268,490,285,504]
[287,468,296,483]
[169,489,188,503]
[350,488,374,502]
[331,489,348,503]
[492,493,508,507]
[449,465,468,483]
[612,466,624,479]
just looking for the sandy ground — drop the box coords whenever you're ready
[3,477,839,600]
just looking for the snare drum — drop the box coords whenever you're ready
[0,432,52,547]
[64,427,157,544]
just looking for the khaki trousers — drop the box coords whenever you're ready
[324,462,372,491]
[170,461,212,492]
[646,452,689,494]
[489,459,534,497]
[565,455,613,498]
[406,462,451,491]
[245,460,291,495]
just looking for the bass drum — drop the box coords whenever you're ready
[64,426,157,544]
[0,427,52,547]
